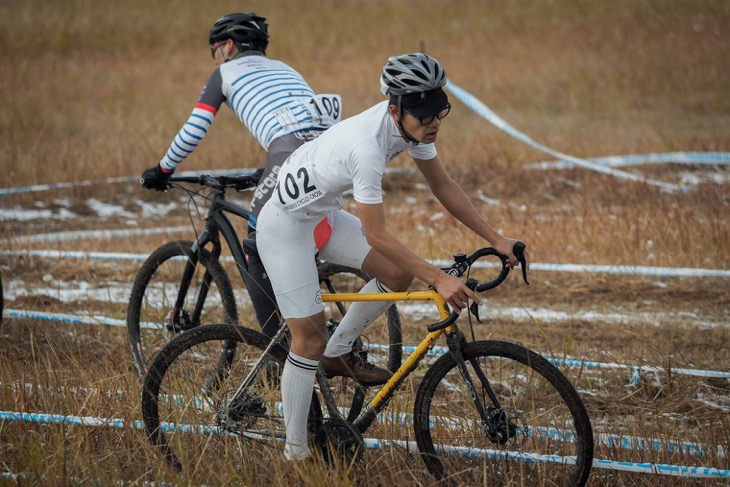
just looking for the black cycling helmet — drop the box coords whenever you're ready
[209,12,269,53]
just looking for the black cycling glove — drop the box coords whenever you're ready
[140,164,172,191]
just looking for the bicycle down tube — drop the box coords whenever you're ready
[319,289,451,432]
[171,186,252,325]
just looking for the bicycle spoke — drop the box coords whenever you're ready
[143,325,288,475]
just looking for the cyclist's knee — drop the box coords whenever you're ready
[361,250,412,291]
[378,273,413,292]
[287,315,328,359]
[378,268,413,292]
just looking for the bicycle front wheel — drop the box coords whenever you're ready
[127,240,239,377]
[141,324,322,477]
[414,340,593,486]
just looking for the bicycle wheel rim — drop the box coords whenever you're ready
[142,324,312,478]
[414,340,593,487]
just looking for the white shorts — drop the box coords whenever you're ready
[256,204,372,318]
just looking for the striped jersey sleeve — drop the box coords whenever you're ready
[158,68,226,172]
[159,103,217,172]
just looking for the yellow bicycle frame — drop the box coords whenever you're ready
[321,289,454,412]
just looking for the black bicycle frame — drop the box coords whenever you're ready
[171,188,252,327]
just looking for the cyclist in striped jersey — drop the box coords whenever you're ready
[141,12,342,339]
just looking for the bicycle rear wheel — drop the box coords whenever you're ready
[127,240,239,377]
[142,324,322,476]
[414,340,593,486]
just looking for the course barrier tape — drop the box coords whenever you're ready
[444,82,693,193]
[4,308,729,384]
[0,86,725,198]
[0,472,170,487]
[528,151,730,170]
[3,248,729,278]
[364,343,730,383]
[0,167,410,197]
[0,227,191,245]
[4,309,127,328]
[0,410,727,479]
[0,168,256,196]
[6,379,725,460]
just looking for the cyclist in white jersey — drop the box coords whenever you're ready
[140,12,341,339]
[256,53,530,461]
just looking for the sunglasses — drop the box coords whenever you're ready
[405,104,451,126]
[210,40,227,59]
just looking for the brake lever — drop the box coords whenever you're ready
[513,241,529,285]
[465,277,482,323]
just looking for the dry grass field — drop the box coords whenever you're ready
[1,0,729,485]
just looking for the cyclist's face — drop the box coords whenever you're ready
[212,40,234,66]
[399,110,443,144]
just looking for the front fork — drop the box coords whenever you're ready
[446,330,514,445]
[169,227,220,332]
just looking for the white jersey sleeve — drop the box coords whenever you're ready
[350,140,385,205]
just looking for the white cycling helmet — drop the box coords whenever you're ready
[380,53,448,96]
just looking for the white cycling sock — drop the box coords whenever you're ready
[282,352,318,461]
[324,278,394,358]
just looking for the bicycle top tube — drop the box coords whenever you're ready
[321,289,450,319]
[330,245,528,433]
[320,242,528,330]
[208,196,252,222]
[169,174,256,221]
[346,289,456,430]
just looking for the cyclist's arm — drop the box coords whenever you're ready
[159,68,226,173]
[413,155,529,268]
[356,201,480,310]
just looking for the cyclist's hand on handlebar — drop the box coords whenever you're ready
[140,164,173,191]
[433,273,482,313]
[494,236,530,270]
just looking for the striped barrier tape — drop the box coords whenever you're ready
[3,248,729,278]
[0,410,727,479]
[0,227,191,245]
[364,343,730,383]
[0,169,255,196]
[445,81,693,193]
[0,91,726,199]
[4,308,729,383]
[528,151,730,170]
[0,167,410,197]
[4,380,726,460]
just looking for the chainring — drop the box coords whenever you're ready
[314,417,364,465]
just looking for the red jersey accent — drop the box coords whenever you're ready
[195,102,218,115]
